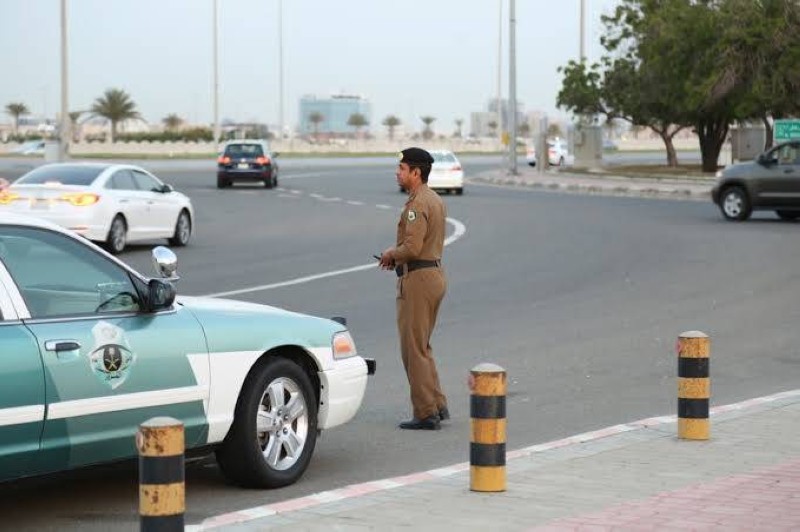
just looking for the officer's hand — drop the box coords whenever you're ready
[379,248,395,270]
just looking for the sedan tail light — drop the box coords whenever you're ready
[0,192,21,204]
[451,165,462,171]
[60,193,100,206]
[217,156,231,164]
[255,156,270,165]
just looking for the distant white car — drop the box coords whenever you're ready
[427,150,464,195]
[11,141,46,156]
[0,163,194,254]
[526,138,574,167]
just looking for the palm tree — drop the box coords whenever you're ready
[308,111,324,141]
[454,118,464,138]
[420,116,436,140]
[382,115,401,140]
[518,122,531,138]
[5,102,29,135]
[347,113,368,138]
[488,120,498,138]
[68,111,84,142]
[90,88,140,142]
[163,113,184,132]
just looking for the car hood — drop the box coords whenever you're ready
[720,161,759,179]
[177,295,346,365]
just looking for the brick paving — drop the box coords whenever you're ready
[188,390,800,531]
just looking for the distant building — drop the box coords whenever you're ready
[470,98,525,137]
[298,94,372,137]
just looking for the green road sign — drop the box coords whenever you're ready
[774,119,800,141]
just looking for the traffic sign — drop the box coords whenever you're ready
[774,119,800,142]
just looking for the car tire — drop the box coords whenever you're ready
[217,176,231,189]
[775,210,800,221]
[105,215,127,254]
[216,357,318,489]
[720,186,752,221]
[264,171,274,189]
[168,210,192,246]
[455,188,464,196]
[558,156,565,166]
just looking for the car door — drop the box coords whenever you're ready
[756,142,800,207]
[0,255,46,481]
[0,225,209,473]
[106,169,149,240]
[131,169,179,237]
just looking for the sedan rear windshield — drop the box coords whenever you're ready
[432,152,457,163]
[224,144,264,158]
[15,165,104,186]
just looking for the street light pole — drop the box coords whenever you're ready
[278,0,284,140]
[496,0,503,144]
[508,0,517,175]
[580,0,586,61]
[213,0,220,146]
[59,0,69,161]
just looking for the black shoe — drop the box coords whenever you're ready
[398,416,441,430]
[438,406,450,421]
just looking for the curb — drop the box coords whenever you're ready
[470,172,712,201]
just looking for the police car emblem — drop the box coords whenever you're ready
[407,210,417,222]
[87,321,135,389]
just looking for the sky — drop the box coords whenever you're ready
[0,0,620,134]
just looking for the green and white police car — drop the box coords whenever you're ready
[0,213,374,488]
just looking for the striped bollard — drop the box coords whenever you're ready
[469,363,506,492]
[137,417,185,531]
[677,331,710,440]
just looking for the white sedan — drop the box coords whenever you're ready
[0,163,194,254]
[428,150,464,195]
[527,138,574,167]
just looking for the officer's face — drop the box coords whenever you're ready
[396,163,418,187]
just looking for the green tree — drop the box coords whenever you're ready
[518,121,531,138]
[90,88,140,142]
[420,116,436,140]
[347,113,368,137]
[5,102,29,135]
[382,115,401,140]
[547,123,562,138]
[308,111,324,140]
[162,113,184,132]
[454,118,464,138]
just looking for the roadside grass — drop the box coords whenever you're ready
[568,163,718,180]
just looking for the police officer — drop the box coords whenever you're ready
[379,147,448,430]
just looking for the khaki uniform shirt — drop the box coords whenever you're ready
[394,184,446,265]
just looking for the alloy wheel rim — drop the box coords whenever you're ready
[255,376,308,471]
[177,215,190,243]
[112,220,125,251]
[723,193,742,217]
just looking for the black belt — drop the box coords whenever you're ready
[396,259,440,277]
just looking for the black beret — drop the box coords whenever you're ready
[399,147,434,166]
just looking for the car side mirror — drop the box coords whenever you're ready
[161,184,174,193]
[152,246,180,280]
[146,278,176,312]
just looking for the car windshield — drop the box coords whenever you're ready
[225,144,265,158]
[15,165,104,186]
[432,152,457,163]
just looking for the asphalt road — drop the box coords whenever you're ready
[1,155,798,529]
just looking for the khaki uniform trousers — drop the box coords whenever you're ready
[396,267,447,420]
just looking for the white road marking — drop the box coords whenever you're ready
[346,200,364,206]
[309,193,323,199]
[318,196,341,202]
[201,216,467,298]
[277,194,301,198]
[375,204,393,209]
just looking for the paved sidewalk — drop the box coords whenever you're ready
[190,390,800,531]
[470,165,714,201]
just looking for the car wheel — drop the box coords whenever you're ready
[217,177,230,189]
[168,210,191,246]
[775,210,800,221]
[105,215,127,254]
[558,156,565,166]
[720,186,752,221]
[528,162,536,167]
[216,358,318,489]
[455,188,464,196]
[264,171,274,189]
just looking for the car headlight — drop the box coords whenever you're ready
[332,331,357,360]
[715,170,723,178]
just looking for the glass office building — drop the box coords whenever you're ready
[298,94,371,136]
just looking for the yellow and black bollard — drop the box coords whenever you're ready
[677,331,710,440]
[137,417,185,531]
[469,363,506,492]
